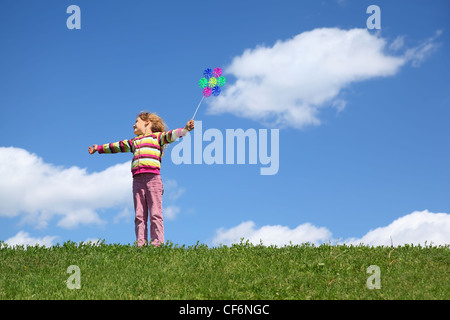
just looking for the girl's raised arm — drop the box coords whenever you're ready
[158,120,195,146]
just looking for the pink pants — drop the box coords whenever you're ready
[132,173,164,247]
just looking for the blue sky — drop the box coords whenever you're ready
[1,0,449,247]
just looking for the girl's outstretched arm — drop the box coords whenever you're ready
[96,139,134,154]
[88,145,98,154]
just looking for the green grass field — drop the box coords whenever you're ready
[0,240,448,300]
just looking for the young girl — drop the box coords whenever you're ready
[89,112,195,247]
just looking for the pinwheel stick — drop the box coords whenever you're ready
[192,96,204,120]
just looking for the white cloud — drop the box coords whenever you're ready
[208,27,440,129]
[389,36,405,52]
[161,179,185,221]
[344,210,450,246]
[212,221,332,247]
[2,231,58,247]
[1,233,105,248]
[0,146,131,229]
[163,205,181,221]
[0,147,186,230]
[81,238,103,246]
[113,207,133,224]
[163,179,185,202]
[212,210,450,247]
[403,30,442,67]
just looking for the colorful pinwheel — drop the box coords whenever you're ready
[198,67,226,98]
[193,67,227,119]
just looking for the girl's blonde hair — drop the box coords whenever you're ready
[137,111,169,157]
[138,111,167,133]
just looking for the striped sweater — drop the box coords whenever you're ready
[98,128,187,176]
